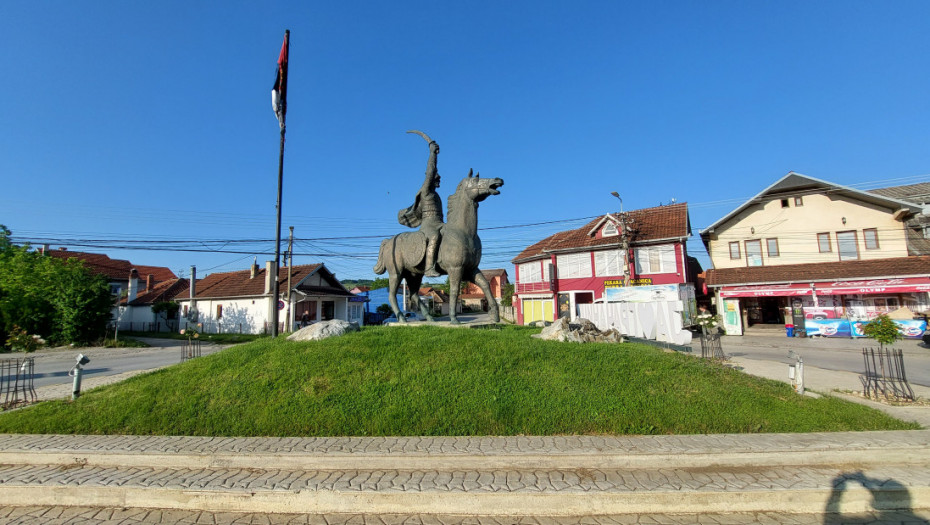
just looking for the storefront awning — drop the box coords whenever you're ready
[719,277,930,298]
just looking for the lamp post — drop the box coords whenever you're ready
[610,192,631,287]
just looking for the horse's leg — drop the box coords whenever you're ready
[387,272,405,323]
[471,270,501,323]
[447,267,463,325]
[406,273,433,322]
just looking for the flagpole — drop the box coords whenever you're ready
[272,29,289,338]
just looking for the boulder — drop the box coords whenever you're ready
[286,320,360,342]
[533,317,623,343]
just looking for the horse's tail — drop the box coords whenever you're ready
[373,238,391,275]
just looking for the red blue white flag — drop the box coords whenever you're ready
[271,31,289,128]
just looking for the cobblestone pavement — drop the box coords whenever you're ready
[1,507,929,525]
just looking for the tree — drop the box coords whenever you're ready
[501,283,515,307]
[369,277,389,290]
[0,226,112,347]
[861,314,902,349]
[376,303,393,315]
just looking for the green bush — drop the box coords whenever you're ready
[861,314,902,348]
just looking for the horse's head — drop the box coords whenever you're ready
[454,169,504,203]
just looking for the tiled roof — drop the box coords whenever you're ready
[126,279,190,306]
[174,264,354,300]
[870,183,930,205]
[705,256,930,286]
[481,268,508,279]
[512,203,690,263]
[46,249,177,282]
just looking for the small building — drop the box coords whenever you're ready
[511,203,694,325]
[461,269,509,311]
[173,261,359,334]
[701,173,930,336]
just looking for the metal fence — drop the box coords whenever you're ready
[1,357,36,408]
[181,339,202,363]
[699,332,726,360]
[860,347,915,401]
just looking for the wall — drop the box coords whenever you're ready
[708,193,910,269]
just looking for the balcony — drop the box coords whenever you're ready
[516,280,554,294]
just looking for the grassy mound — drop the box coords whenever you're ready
[0,325,917,436]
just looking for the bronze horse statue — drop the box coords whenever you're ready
[374,165,504,325]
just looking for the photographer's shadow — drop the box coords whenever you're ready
[823,471,923,524]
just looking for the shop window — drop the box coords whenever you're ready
[794,196,803,207]
[745,240,763,267]
[863,228,880,250]
[836,231,859,261]
[729,242,741,260]
[766,238,779,257]
[817,233,832,253]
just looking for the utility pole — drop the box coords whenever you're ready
[611,192,631,287]
[286,226,294,331]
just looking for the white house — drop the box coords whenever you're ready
[174,261,361,334]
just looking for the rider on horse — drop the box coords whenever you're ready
[397,132,443,277]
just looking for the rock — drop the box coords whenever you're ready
[532,317,623,344]
[286,320,360,342]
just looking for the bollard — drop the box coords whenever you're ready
[788,350,804,395]
[69,354,90,400]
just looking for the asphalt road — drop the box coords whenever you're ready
[27,338,230,390]
[720,334,930,388]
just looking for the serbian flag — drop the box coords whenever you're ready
[271,30,289,128]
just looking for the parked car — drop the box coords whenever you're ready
[382,311,426,324]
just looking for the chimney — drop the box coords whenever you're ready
[128,269,139,303]
[265,260,275,295]
[40,244,49,255]
[250,257,259,279]
[189,266,197,300]
[145,274,154,291]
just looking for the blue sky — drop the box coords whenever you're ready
[2,1,928,281]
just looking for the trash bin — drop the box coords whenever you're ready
[786,325,794,337]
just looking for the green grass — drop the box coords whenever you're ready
[0,325,918,436]
[102,337,150,348]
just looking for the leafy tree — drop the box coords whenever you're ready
[369,277,389,290]
[152,301,180,320]
[861,314,902,349]
[0,226,112,347]
[501,283,515,307]
[376,303,393,315]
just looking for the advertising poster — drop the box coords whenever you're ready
[805,318,927,339]
[604,284,678,303]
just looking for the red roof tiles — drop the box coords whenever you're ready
[46,249,176,282]
[512,203,690,263]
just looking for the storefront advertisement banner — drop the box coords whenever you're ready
[604,284,678,303]
[805,318,927,339]
[719,277,930,298]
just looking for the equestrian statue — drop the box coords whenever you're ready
[374,131,504,324]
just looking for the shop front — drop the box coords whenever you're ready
[716,277,930,338]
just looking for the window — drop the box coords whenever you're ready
[745,240,763,267]
[766,238,779,257]
[781,199,790,208]
[556,252,592,279]
[729,242,741,259]
[519,261,543,283]
[594,249,624,277]
[794,196,803,207]
[602,222,618,237]
[863,228,879,250]
[216,304,223,319]
[836,231,859,261]
[634,244,677,274]
[924,226,930,240]
[817,233,832,253]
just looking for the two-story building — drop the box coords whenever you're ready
[511,203,694,325]
[701,173,930,336]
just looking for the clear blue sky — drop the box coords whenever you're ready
[2,1,928,281]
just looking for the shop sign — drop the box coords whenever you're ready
[805,318,927,339]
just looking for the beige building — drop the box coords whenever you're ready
[701,173,930,335]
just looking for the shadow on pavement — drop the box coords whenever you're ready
[823,471,922,524]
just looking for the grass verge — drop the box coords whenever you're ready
[0,325,917,436]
